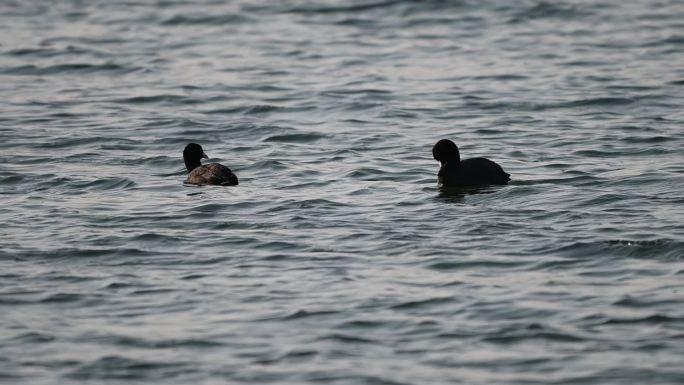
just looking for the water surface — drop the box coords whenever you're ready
[1,1,684,384]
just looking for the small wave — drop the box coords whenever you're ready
[31,136,124,149]
[4,46,93,58]
[130,233,182,242]
[203,106,253,115]
[572,147,668,157]
[471,74,529,81]
[576,192,626,206]
[425,259,528,271]
[101,334,225,349]
[482,328,586,343]
[179,274,207,280]
[538,239,682,259]
[68,177,137,191]
[318,333,378,344]
[11,247,163,260]
[282,309,340,320]
[66,355,189,380]
[509,2,591,23]
[189,203,237,213]
[563,97,636,108]
[6,332,55,344]
[561,60,611,67]
[14,174,136,193]
[285,1,401,15]
[115,94,199,105]
[131,288,177,295]
[257,254,290,261]
[248,159,288,170]
[336,320,387,329]
[344,167,388,180]
[160,13,251,26]
[0,63,137,76]
[244,104,283,114]
[41,292,86,303]
[0,292,86,305]
[204,104,309,115]
[598,314,683,325]
[0,174,24,186]
[103,282,148,290]
[613,295,682,308]
[262,132,326,143]
[253,241,304,251]
[641,35,684,47]
[390,297,454,310]
[290,198,349,209]
[465,95,643,112]
[607,239,670,247]
[620,135,671,144]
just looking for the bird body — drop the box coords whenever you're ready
[438,157,509,186]
[432,139,509,187]
[186,163,239,186]
[183,143,238,186]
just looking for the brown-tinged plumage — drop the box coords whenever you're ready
[183,143,238,186]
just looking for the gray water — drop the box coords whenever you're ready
[2,0,684,384]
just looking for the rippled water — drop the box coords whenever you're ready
[2,0,684,383]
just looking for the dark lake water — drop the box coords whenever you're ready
[1,0,684,384]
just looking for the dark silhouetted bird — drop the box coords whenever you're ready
[432,139,509,187]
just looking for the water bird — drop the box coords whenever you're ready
[183,143,239,186]
[432,139,510,186]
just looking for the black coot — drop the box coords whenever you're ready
[432,139,510,187]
